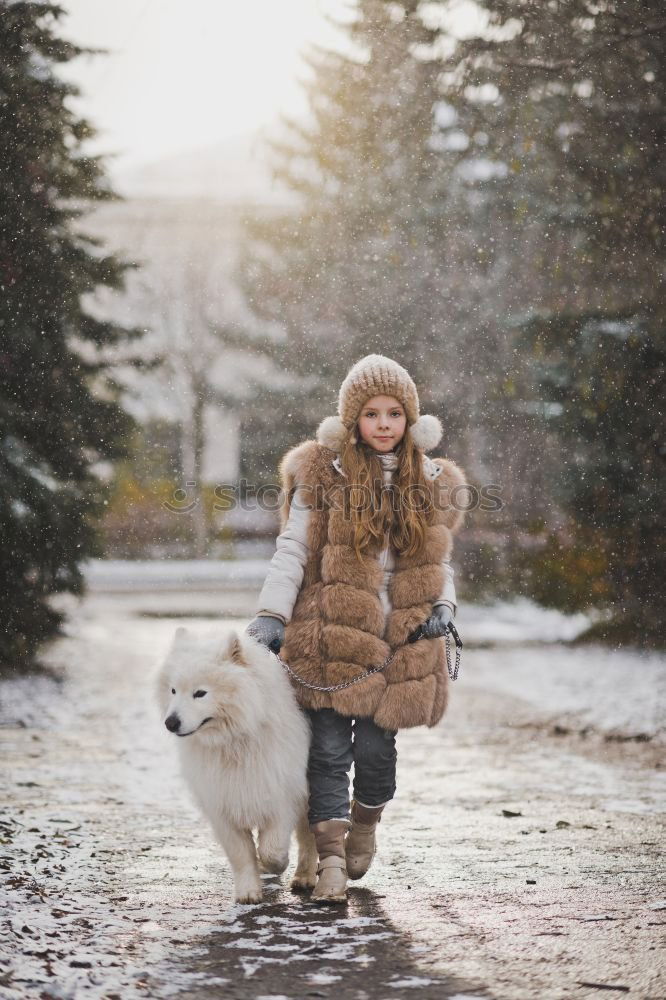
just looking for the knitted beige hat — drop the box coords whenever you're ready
[316,354,443,452]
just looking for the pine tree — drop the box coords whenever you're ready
[0,2,141,670]
[235,0,475,472]
[450,1,666,642]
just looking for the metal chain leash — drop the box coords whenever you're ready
[409,620,463,681]
[270,646,399,693]
[445,624,463,681]
[270,622,463,692]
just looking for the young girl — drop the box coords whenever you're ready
[246,354,466,903]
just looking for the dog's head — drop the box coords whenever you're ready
[155,627,270,746]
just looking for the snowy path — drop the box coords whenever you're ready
[1,591,664,999]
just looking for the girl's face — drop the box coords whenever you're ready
[357,395,407,452]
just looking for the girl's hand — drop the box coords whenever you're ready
[245,615,285,653]
[407,604,454,642]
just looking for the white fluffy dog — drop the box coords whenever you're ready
[155,626,318,904]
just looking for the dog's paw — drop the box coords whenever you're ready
[290,872,317,892]
[234,887,263,905]
[259,852,289,876]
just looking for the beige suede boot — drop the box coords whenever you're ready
[310,819,350,904]
[345,799,386,880]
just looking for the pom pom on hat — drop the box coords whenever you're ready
[316,415,349,452]
[409,414,443,451]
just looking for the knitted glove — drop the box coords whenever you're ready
[407,604,454,643]
[245,615,285,653]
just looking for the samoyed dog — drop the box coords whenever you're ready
[156,626,318,904]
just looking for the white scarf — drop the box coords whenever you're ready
[374,450,398,472]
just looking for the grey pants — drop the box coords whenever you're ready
[305,708,397,824]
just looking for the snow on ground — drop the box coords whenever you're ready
[463,644,666,740]
[1,582,664,998]
[460,595,593,644]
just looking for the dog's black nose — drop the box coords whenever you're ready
[165,713,181,733]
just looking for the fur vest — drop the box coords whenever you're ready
[277,440,467,731]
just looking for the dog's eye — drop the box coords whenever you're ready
[171,688,176,695]
[193,689,207,699]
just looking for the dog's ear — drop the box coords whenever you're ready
[223,630,248,667]
[169,626,189,651]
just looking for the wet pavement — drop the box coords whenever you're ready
[1,589,665,999]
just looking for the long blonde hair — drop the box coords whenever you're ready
[338,423,435,563]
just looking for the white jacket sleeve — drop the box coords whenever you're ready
[433,559,457,616]
[255,485,312,625]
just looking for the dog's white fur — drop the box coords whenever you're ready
[155,627,317,903]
